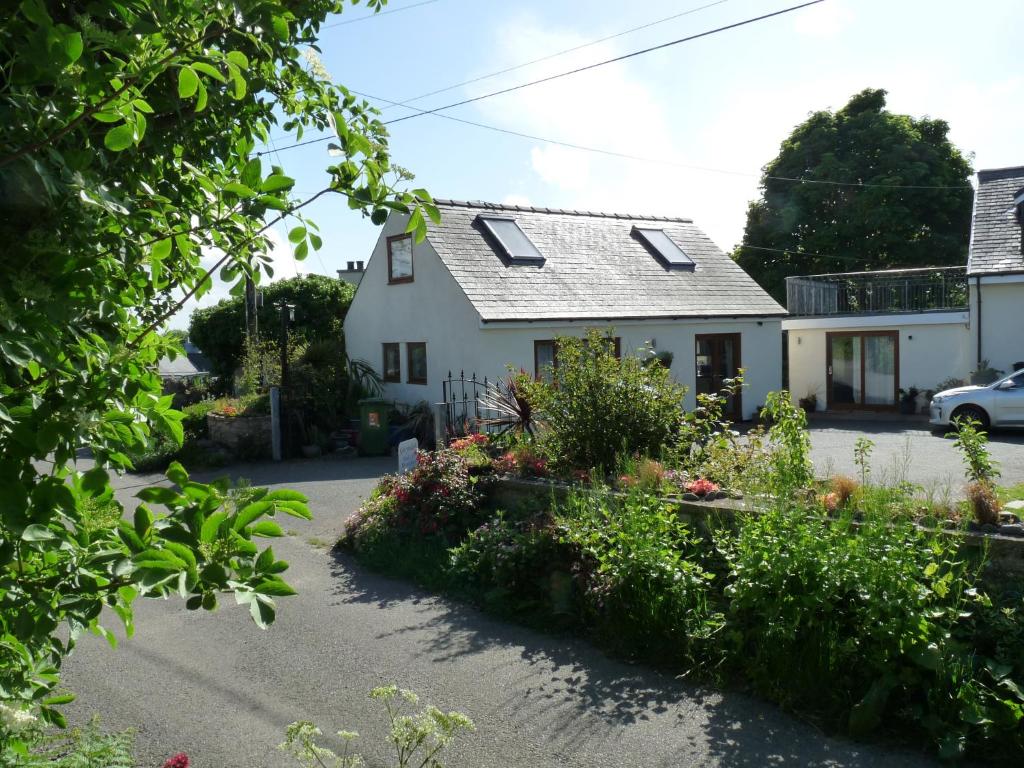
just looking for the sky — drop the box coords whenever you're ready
[171,0,1024,328]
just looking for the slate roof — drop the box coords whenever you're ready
[968,166,1024,276]
[158,342,211,378]
[425,199,785,322]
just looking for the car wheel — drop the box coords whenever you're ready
[951,404,990,430]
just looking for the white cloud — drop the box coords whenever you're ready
[167,227,299,331]
[793,1,854,39]
[502,193,533,207]
[529,146,591,190]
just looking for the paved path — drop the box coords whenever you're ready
[807,419,1024,492]
[61,456,938,767]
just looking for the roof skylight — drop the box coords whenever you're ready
[477,215,544,263]
[633,227,694,269]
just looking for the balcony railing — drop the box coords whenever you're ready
[785,266,968,317]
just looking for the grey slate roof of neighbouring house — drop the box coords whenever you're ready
[424,199,786,322]
[968,165,1024,276]
[158,341,211,378]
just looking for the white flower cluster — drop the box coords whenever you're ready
[0,703,37,734]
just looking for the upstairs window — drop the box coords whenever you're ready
[387,233,413,283]
[382,343,400,383]
[477,215,544,263]
[633,227,694,270]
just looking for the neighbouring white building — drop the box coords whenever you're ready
[784,165,1024,411]
[344,199,786,420]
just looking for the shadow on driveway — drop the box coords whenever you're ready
[328,549,936,767]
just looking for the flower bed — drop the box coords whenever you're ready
[339,437,1024,763]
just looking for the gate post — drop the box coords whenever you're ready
[434,402,446,449]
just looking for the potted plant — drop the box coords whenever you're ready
[898,386,919,415]
[798,392,818,415]
[970,360,1004,385]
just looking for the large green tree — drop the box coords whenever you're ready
[190,273,355,378]
[0,0,436,745]
[734,89,974,302]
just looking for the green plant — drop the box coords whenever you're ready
[763,390,813,493]
[0,0,447,718]
[8,716,135,767]
[673,374,744,476]
[970,360,1005,386]
[953,417,1000,486]
[281,686,473,768]
[476,372,537,438]
[853,436,874,486]
[557,487,722,666]
[520,330,686,472]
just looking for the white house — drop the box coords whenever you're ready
[783,164,1024,411]
[344,199,785,420]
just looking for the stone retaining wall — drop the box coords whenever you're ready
[207,413,271,457]
[492,477,1024,576]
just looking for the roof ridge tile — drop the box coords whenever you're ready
[431,197,693,223]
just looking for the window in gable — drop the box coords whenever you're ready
[633,227,695,270]
[387,233,414,283]
[477,215,544,263]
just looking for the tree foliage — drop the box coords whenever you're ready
[734,89,974,301]
[189,274,355,378]
[0,0,436,739]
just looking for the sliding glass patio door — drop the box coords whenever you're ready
[826,332,898,410]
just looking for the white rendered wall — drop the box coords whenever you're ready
[344,217,783,419]
[783,314,972,410]
[972,279,1024,376]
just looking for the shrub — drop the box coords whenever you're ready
[967,481,1001,526]
[520,330,685,472]
[181,399,218,441]
[449,512,578,621]
[557,488,722,666]
[10,716,135,767]
[953,417,1002,525]
[830,475,860,507]
[718,500,984,747]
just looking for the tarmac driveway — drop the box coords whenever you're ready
[806,418,1024,491]
[57,455,940,767]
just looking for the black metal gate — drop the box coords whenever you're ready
[440,371,517,442]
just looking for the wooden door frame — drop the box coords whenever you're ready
[825,330,899,411]
[695,332,742,421]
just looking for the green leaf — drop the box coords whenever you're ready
[309,233,322,251]
[233,500,272,531]
[223,182,256,198]
[226,50,249,69]
[294,240,308,261]
[201,511,228,543]
[166,461,188,487]
[271,15,289,40]
[133,505,152,539]
[195,79,208,112]
[288,226,306,243]
[22,524,56,541]
[191,61,227,83]
[255,578,296,596]
[42,693,75,706]
[260,175,295,193]
[136,486,179,505]
[249,596,275,628]
[103,123,134,152]
[178,66,199,99]
[151,237,172,264]
[251,520,284,538]
[241,158,262,190]
[62,32,83,63]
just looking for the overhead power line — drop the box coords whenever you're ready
[322,0,442,29]
[258,88,973,192]
[378,0,732,111]
[382,0,827,127]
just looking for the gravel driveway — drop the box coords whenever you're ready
[58,455,939,768]
[807,418,1024,492]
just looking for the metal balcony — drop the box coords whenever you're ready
[785,266,968,317]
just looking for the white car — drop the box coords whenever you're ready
[930,369,1024,429]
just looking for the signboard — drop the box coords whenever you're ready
[397,438,419,474]
[368,412,380,428]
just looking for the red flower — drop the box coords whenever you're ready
[163,755,189,768]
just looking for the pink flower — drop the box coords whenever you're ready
[685,478,720,496]
[163,755,189,768]
[821,491,840,512]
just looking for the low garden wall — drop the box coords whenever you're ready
[207,413,271,455]
[493,477,1024,576]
